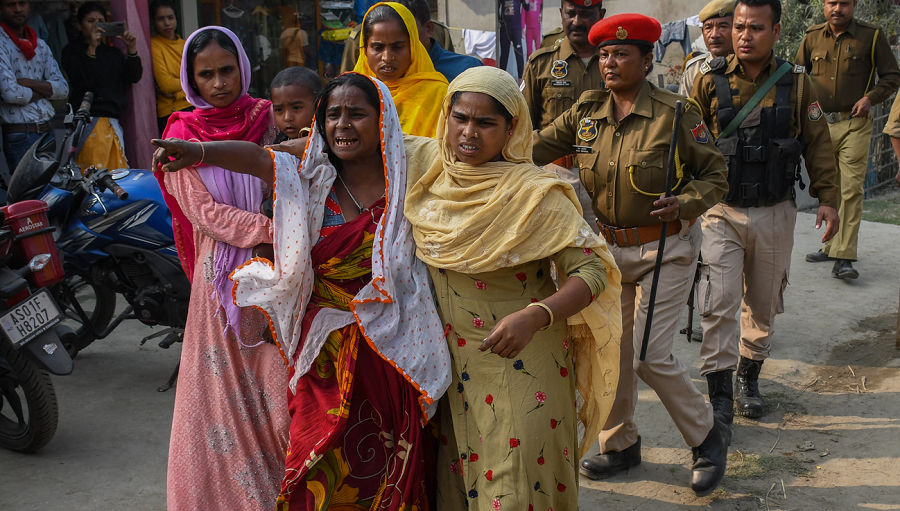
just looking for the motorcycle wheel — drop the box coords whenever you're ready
[55,275,117,357]
[0,340,58,453]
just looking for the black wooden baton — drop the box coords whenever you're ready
[639,100,683,362]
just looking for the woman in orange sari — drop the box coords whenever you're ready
[152,73,450,510]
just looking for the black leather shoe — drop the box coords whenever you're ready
[735,357,765,418]
[691,419,729,497]
[580,436,641,480]
[806,249,833,263]
[832,259,859,280]
[706,370,734,445]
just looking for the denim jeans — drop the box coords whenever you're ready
[3,131,53,182]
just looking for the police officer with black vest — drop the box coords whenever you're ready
[690,0,839,431]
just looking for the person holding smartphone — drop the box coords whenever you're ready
[62,1,142,173]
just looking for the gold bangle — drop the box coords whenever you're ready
[526,302,554,332]
[195,141,205,167]
[298,127,311,138]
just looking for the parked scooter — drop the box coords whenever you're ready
[5,93,188,386]
[0,200,76,452]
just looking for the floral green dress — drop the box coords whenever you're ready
[432,248,607,511]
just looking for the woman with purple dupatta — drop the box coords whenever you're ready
[156,26,288,509]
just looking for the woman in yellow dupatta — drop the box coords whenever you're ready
[404,66,623,510]
[353,2,448,137]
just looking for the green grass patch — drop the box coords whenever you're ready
[725,452,807,479]
[862,191,900,225]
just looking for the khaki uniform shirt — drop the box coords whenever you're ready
[521,36,604,130]
[340,21,455,73]
[532,80,728,228]
[885,93,900,138]
[678,52,712,97]
[795,19,900,112]
[540,27,564,49]
[692,53,839,208]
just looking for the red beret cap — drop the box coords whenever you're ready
[563,0,603,7]
[588,13,662,48]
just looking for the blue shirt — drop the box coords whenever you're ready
[428,39,482,83]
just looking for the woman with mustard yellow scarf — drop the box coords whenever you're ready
[404,66,622,510]
[354,2,448,137]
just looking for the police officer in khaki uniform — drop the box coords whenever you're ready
[797,0,900,279]
[533,13,730,497]
[522,0,606,230]
[679,0,734,96]
[340,9,454,73]
[691,0,839,428]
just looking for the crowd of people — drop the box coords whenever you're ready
[3,0,900,509]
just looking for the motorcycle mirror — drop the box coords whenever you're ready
[28,253,52,273]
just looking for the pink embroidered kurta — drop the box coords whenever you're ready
[165,168,289,510]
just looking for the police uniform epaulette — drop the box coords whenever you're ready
[348,25,361,40]
[434,20,450,29]
[575,89,609,105]
[699,55,727,75]
[805,22,827,33]
[855,19,878,30]
[648,84,693,112]
[528,44,560,63]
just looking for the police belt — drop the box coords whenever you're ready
[598,218,696,247]
[824,111,854,124]
[551,155,575,167]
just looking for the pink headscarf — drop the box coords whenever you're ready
[157,26,273,338]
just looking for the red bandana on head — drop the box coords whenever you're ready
[1,21,37,60]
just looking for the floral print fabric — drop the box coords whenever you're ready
[432,249,606,511]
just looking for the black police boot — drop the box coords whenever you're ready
[690,419,729,497]
[832,259,859,280]
[706,370,734,445]
[735,356,765,418]
[806,249,832,263]
[579,436,641,480]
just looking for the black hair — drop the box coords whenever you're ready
[638,45,654,76]
[149,0,177,20]
[449,91,514,126]
[396,0,431,26]
[185,29,240,94]
[362,4,409,47]
[77,2,105,23]
[314,73,382,170]
[735,0,782,24]
[271,66,323,96]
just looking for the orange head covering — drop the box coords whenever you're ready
[353,2,448,137]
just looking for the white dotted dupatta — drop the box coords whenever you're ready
[230,74,449,421]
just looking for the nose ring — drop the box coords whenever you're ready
[473,132,478,139]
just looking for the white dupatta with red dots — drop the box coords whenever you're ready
[230,75,449,420]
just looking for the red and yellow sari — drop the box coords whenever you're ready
[277,196,432,510]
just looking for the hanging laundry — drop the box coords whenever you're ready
[654,19,691,62]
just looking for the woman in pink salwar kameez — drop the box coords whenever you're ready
[156,27,288,509]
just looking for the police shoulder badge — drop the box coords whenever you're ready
[578,118,598,142]
[616,26,628,40]
[691,121,709,143]
[808,101,823,121]
[551,60,568,79]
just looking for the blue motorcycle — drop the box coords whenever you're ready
[6,93,189,371]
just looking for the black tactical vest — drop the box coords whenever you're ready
[712,58,804,208]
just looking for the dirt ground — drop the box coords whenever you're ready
[1,212,898,510]
[578,212,900,510]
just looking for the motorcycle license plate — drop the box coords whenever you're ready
[0,290,62,348]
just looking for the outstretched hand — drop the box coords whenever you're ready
[151,138,201,173]
[266,136,308,158]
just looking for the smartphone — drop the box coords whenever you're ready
[96,21,125,37]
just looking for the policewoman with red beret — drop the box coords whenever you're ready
[532,13,730,496]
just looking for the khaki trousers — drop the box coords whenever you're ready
[545,163,599,234]
[822,116,873,261]
[599,221,714,452]
[698,201,796,375]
